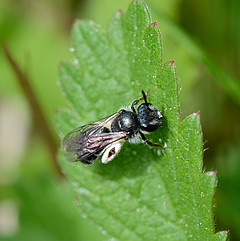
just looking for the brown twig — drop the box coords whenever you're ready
[3,44,63,177]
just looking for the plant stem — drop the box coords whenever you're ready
[3,44,63,178]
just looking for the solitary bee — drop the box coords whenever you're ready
[61,90,163,164]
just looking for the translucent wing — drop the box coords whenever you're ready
[61,112,127,164]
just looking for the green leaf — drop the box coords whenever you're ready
[56,0,228,240]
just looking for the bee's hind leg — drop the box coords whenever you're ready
[139,131,165,152]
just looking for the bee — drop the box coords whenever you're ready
[61,90,163,164]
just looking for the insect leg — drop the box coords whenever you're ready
[131,96,144,113]
[101,141,124,164]
[139,131,165,152]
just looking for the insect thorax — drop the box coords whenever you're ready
[111,110,139,134]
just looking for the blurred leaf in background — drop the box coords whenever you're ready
[0,0,240,240]
[0,0,94,240]
[215,142,240,239]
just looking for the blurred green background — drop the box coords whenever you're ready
[0,0,239,240]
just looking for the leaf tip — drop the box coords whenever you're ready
[225,230,229,235]
[169,60,175,65]
[117,8,123,13]
[195,111,200,116]
[152,21,157,26]
[211,171,217,176]
[204,171,217,177]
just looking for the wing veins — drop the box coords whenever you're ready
[61,111,127,162]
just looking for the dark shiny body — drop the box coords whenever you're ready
[61,90,163,164]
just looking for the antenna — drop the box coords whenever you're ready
[141,90,148,104]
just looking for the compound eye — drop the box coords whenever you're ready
[137,103,149,119]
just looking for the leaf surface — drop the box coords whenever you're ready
[56,1,228,240]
